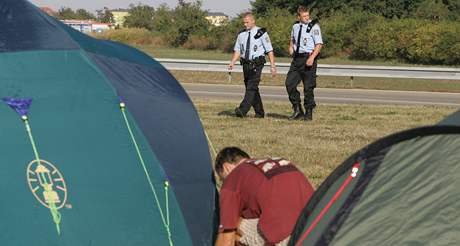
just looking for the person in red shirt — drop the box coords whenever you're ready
[214,147,315,246]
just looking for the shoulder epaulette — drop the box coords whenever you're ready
[306,19,319,33]
[293,21,300,25]
[254,28,267,39]
[238,28,246,34]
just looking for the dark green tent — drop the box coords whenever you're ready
[439,110,460,126]
[0,0,217,245]
[290,110,460,245]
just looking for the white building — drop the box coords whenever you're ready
[62,20,112,33]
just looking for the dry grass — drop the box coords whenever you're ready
[172,71,460,93]
[92,29,164,46]
[193,98,457,186]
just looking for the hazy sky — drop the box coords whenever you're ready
[30,0,252,17]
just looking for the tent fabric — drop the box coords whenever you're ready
[0,0,79,52]
[438,109,460,126]
[290,126,460,246]
[0,0,217,245]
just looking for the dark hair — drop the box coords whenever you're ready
[297,6,310,15]
[215,147,250,173]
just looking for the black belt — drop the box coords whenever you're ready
[294,53,311,58]
[240,56,266,65]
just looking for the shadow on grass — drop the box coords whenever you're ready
[266,113,289,119]
[218,110,290,119]
[218,110,237,117]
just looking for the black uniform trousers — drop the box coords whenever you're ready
[285,54,318,110]
[238,62,265,116]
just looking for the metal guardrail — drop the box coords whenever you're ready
[157,58,460,80]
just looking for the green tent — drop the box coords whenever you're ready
[0,0,217,245]
[290,110,460,245]
[439,110,460,126]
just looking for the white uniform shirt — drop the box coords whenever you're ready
[291,21,323,54]
[234,26,274,60]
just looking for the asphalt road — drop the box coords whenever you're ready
[182,83,460,107]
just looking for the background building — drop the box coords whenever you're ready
[62,20,112,33]
[205,12,228,26]
[111,9,130,28]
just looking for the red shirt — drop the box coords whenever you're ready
[219,158,315,244]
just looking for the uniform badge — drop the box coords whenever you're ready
[265,36,271,43]
[254,45,258,52]
[314,29,319,35]
[303,37,308,46]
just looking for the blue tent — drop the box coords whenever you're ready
[0,0,217,245]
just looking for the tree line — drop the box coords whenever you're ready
[57,0,460,65]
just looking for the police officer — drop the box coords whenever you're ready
[229,12,276,118]
[285,6,323,121]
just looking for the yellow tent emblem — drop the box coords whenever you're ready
[27,159,68,209]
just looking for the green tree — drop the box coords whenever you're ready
[96,7,114,24]
[124,4,156,30]
[445,0,460,20]
[75,9,96,20]
[256,8,296,56]
[152,4,173,33]
[176,0,210,43]
[252,0,305,16]
[252,0,460,19]
[55,7,77,19]
[158,0,210,46]
[414,0,451,20]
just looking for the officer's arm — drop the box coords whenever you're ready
[215,231,236,246]
[230,34,242,70]
[310,44,322,59]
[288,27,295,56]
[229,52,241,70]
[289,40,295,56]
[309,25,323,60]
[267,51,276,76]
[306,44,322,66]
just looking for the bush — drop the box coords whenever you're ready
[182,35,216,50]
[347,16,460,65]
[149,2,210,47]
[351,16,402,60]
[405,21,460,64]
[256,8,295,57]
[209,15,246,53]
[92,28,164,46]
[320,11,379,58]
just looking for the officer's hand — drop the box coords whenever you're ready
[270,66,277,77]
[228,63,234,71]
[306,57,314,67]
[288,47,294,56]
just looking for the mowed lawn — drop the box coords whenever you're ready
[193,99,457,186]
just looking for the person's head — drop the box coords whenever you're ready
[215,147,250,180]
[297,6,310,23]
[242,12,256,30]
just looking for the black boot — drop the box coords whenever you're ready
[304,108,313,121]
[234,107,246,118]
[288,104,304,120]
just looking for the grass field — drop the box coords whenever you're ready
[171,70,460,93]
[194,99,457,186]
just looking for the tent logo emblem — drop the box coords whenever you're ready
[27,159,68,209]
